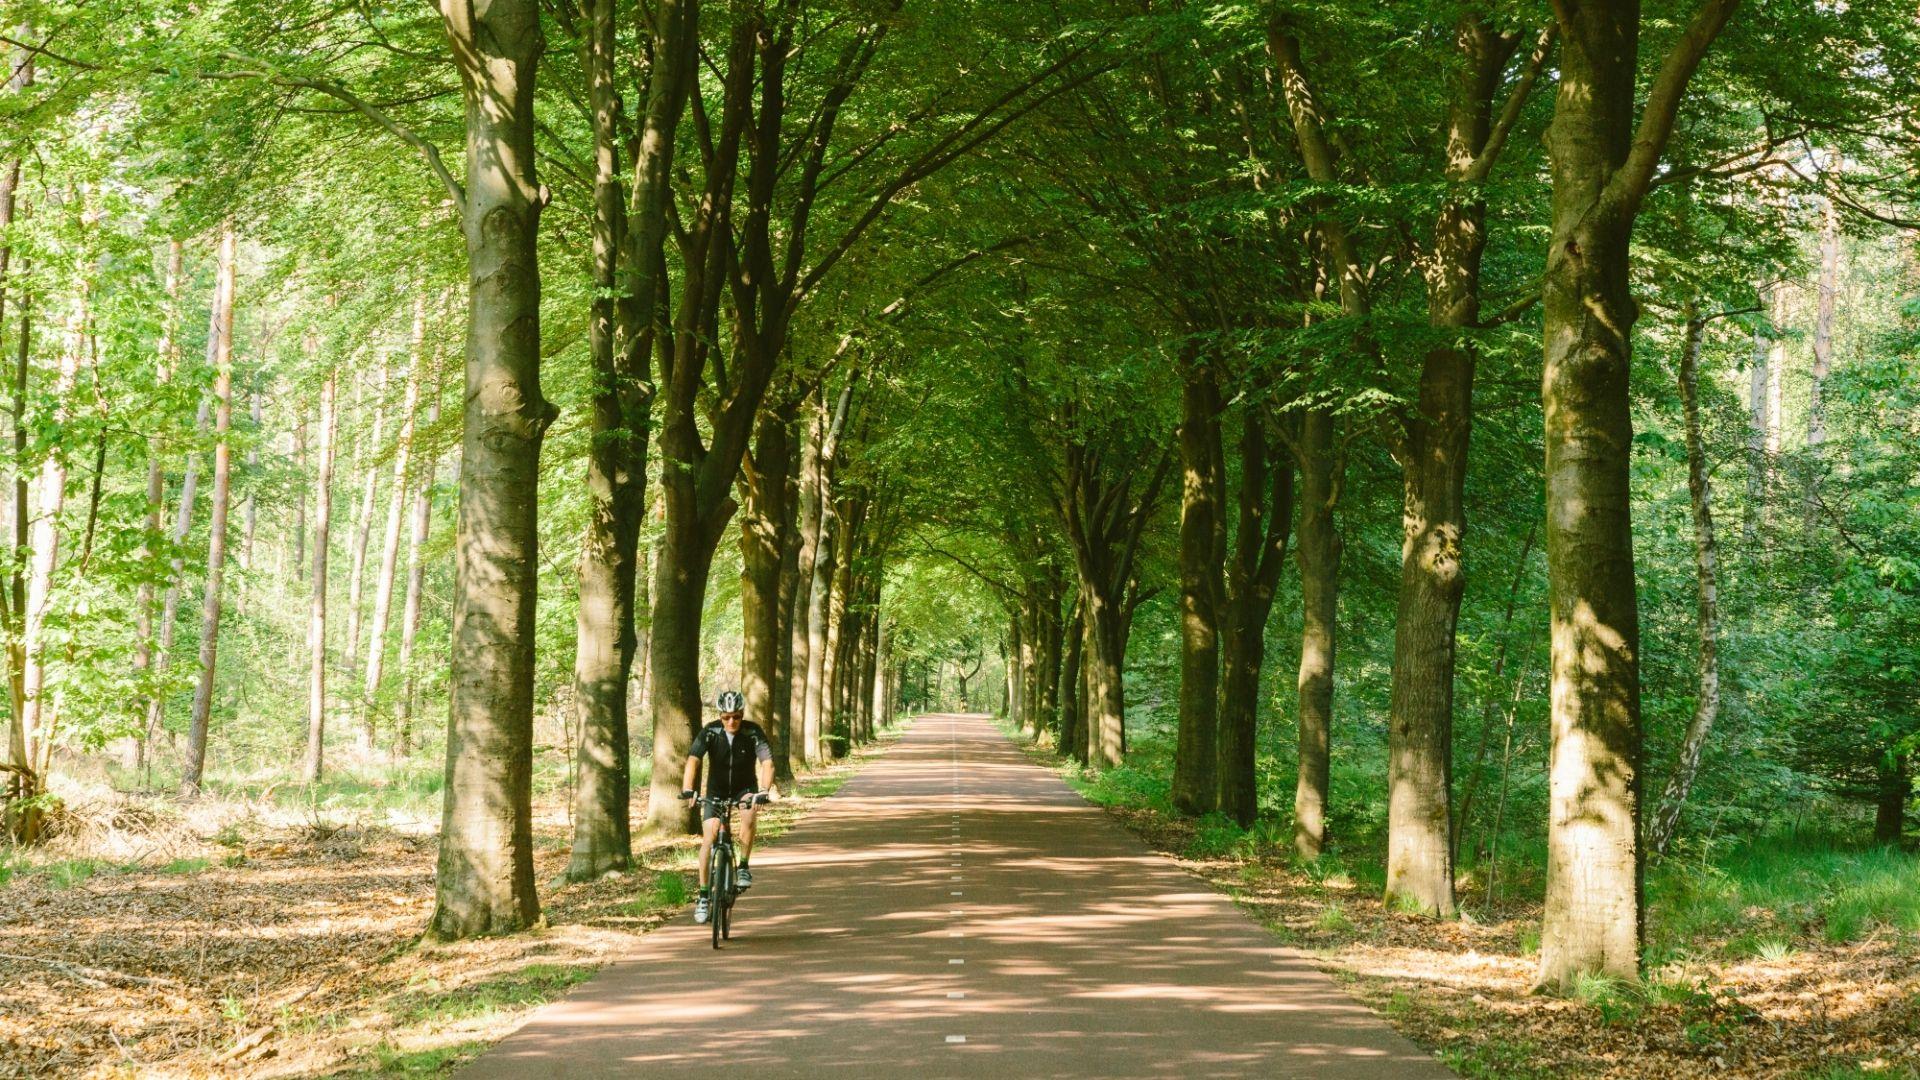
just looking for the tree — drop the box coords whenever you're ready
[180,225,238,796]
[1536,0,1739,989]
[431,0,555,940]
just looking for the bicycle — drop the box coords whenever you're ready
[693,791,772,949]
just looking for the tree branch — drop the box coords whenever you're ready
[207,54,466,216]
[1604,0,1742,217]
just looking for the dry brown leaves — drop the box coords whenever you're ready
[1103,804,1920,1079]
[0,743,888,1079]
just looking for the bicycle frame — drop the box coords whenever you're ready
[701,795,755,948]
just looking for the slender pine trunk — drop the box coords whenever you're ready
[303,372,338,781]
[1647,304,1723,855]
[180,226,238,796]
[361,303,423,739]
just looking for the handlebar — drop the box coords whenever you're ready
[684,791,775,808]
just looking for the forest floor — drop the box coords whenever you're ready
[0,735,893,1079]
[1010,728,1920,1080]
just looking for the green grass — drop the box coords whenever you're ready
[0,856,121,889]
[333,1039,490,1078]
[1314,901,1354,933]
[620,869,691,917]
[1799,1064,1920,1080]
[1440,1035,1555,1080]
[393,964,597,1026]
[1649,831,1920,950]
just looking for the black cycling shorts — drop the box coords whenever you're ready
[702,791,758,822]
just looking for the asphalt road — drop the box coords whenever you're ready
[459,713,1455,1079]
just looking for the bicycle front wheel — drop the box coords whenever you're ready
[710,845,730,950]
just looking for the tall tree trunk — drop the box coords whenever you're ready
[362,300,424,737]
[1384,355,1472,914]
[799,381,854,765]
[1647,304,1724,856]
[1082,580,1127,769]
[1216,415,1293,827]
[180,226,238,796]
[240,384,262,574]
[1292,409,1340,859]
[1536,0,1736,990]
[870,616,888,733]
[1805,193,1837,526]
[645,524,720,830]
[825,528,853,756]
[1875,754,1909,846]
[740,402,794,783]
[804,494,839,764]
[0,51,31,768]
[786,393,822,765]
[146,391,208,751]
[641,5,766,838]
[292,409,307,570]
[132,240,184,771]
[431,0,554,939]
[303,372,338,781]
[563,0,652,882]
[1172,354,1224,816]
[10,283,80,837]
[1057,598,1084,758]
[345,363,387,701]
[772,422,802,782]
[1744,283,1769,544]
[396,391,439,754]
[1380,26,1525,905]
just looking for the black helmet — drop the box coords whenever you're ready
[716,690,745,713]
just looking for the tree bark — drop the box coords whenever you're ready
[292,409,307,570]
[396,390,438,754]
[641,9,764,837]
[1172,354,1224,816]
[303,371,338,782]
[240,383,262,574]
[345,364,386,700]
[1216,414,1293,827]
[787,393,823,762]
[431,0,554,939]
[146,382,211,750]
[804,484,840,764]
[1057,597,1085,759]
[740,400,794,783]
[563,0,657,881]
[772,406,803,781]
[1379,17,1534,912]
[1875,755,1909,846]
[799,380,854,765]
[180,226,238,796]
[825,518,854,755]
[10,281,80,835]
[1805,193,1837,527]
[1647,304,1723,856]
[1744,282,1769,544]
[132,241,184,771]
[362,297,424,737]
[1292,409,1340,859]
[1536,0,1737,990]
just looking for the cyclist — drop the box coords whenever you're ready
[680,690,775,925]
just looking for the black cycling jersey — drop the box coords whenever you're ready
[689,719,773,798]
